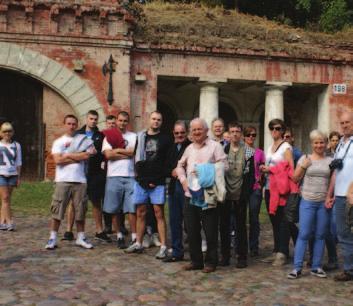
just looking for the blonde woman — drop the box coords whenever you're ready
[0,122,22,231]
[287,130,332,279]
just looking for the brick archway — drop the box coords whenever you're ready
[0,42,104,123]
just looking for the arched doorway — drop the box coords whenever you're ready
[0,70,44,180]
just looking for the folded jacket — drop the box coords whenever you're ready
[102,128,125,149]
[195,163,215,188]
[66,134,94,153]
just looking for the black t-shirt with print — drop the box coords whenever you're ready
[136,132,171,188]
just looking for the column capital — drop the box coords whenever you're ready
[198,77,227,86]
[265,81,292,91]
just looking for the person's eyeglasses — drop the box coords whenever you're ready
[245,133,257,138]
[269,126,282,131]
[174,131,186,135]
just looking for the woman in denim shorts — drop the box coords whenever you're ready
[0,122,22,231]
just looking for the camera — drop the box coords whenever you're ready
[329,159,344,170]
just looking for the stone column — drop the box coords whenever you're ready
[199,83,219,130]
[317,87,330,134]
[264,82,291,150]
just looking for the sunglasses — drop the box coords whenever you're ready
[174,131,186,135]
[245,133,257,138]
[269,126,282,131]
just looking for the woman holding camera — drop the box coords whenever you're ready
[287,130,332,279]
[0,122,22,231]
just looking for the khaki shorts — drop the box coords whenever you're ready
[51,182,88,221]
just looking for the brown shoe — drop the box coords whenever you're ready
[334,272,353,282]
[202,266,216,273]
[182,263,204,271]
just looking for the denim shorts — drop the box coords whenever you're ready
[0,175,18,187]
[133,182,165,205]
[103,176,136,214]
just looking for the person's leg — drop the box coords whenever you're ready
[184,199,203,268]
[325,208,338,265]
[66,203,75,233]
[168,182,184,258]
[278,206,291,258]
[248,189,262,254]
[234,199,248,266]
[218,200,231,264]
[289,221,298,246]
[293,199,316,271]
[0,186,13,224]
[92,203,103,233]
[136,204,147,245]
[335,197,353,274]
[124,178,137,243]
[103,212,112,233]
[202,207,219,269]
[153,205,166,246]
[46,183,72,248]
[312,202,329,270]
[265,190,279,253]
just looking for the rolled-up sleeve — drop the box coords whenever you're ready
[214,142,228,171]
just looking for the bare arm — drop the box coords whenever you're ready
[292,156,311,183]
[53,152,89,165]
[104,149,129,161]
[284,148,294,169]
[115,147,134,157]
[325,171,336,208]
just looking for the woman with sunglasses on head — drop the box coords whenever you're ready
[260,118,296,266]
[243,126,265,257]
[0,122,22,231]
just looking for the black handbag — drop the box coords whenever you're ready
[284,193,300,223]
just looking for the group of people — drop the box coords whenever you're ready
[1,108,353,281]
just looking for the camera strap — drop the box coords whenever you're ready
[340,139,352,161]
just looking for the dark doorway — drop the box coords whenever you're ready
[0,70,44,180]
[219,102,238,128]
[157,100,177,137]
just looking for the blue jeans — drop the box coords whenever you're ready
[248,189,262,252]
[168,181,185,258]
[335,196,353,272]
[294,199,329,271]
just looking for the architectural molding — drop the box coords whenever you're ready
[0,41,104,123]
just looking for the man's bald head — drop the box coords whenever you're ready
[339,111,353,138]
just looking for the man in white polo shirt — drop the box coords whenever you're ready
[102,111,137,248]
[45,114,96,250]
[326,111,353,281]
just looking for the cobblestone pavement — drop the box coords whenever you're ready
[0,217,352,306]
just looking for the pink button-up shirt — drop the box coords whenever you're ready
[176,138,228,183]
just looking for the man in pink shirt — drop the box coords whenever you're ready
[177,118,227,273]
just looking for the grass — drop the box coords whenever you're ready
[12,181,54,216]
[134,1,353,60]
[10,182,269,224]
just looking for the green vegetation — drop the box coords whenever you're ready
[12,181,53,216]
[10,182,270,224]
[201,0,353,32]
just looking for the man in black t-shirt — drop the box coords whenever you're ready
[125,111,172,259]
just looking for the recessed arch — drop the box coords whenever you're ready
[0,41,104,124]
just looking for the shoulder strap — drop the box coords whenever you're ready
[274,141,285,153]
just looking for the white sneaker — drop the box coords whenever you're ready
[45,239,57,250]
[0,223,8,230]
[142,234,152,248]
[76,237,93,249]
[311,268,327,278]
[155,246,168,259]
[6,223,15,231]
[202,239,207,252]
[151,233,161,247]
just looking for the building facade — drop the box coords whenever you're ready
[0,1,352,180]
